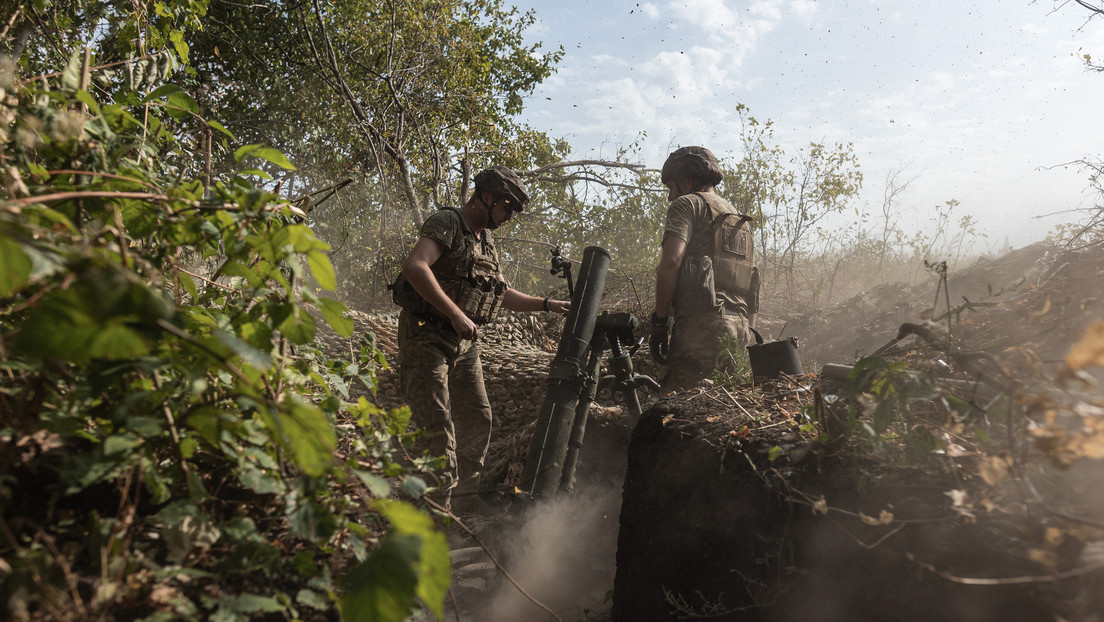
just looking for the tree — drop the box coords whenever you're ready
[716,106,863,308]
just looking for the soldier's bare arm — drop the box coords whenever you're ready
[654,233,687,320]
[501,287,570,315]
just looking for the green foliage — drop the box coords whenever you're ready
[0,15,446,622]
[341,501,451,622]
[847,355,976,462]
[711,331,752,388]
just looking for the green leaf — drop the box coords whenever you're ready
[235,168,273,181]
[296,589,330,611]
[207,119,235,139]
[276,304,317,345]
[75,89,100,113]
[169,31,190,64]
[220,259,263,288]
[61,48,83,91]
[280,224,330,253]
[166,90,199,117]
[88,323,150,359]
[352,469,392,498]
[178,271,198,301]
[141,83,186,103]
[14,289,97,361]
[221,593,285,615]
[399,476,426,500]
[259,398,335,477]
[213,329,272,369]
[140,83,197,118]
[104,433,143,455]
[341,533,421,622]
[376,500,450,619]
[318,298,353,339]
[233,144,296,170]
[0,234,32,297]
[308,250,336,290]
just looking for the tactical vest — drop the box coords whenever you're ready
[389,208,506,325]
[674,193,758,315]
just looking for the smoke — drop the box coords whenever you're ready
[474,481,623,622]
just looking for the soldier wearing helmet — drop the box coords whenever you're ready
[651,146,759,391]
[392,165,570,507]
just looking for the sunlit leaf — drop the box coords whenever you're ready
[75,89,100,113]
[207,119,235,139]
[234,144,297,170]
[319,297,353,337]
[308,250,336,291]
[260,398,336,477]
[61,48,83,91]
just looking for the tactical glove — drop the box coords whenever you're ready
[649,312,669,364]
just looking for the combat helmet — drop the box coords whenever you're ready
[474,165,530,210]
[661,146,723,186]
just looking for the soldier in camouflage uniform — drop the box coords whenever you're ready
[392,166,570,506]
[650,147,759,391]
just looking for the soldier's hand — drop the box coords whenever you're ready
[649,312,669,364]
[451,314,478,341]
[649,328,668,364]
[548,299,570,315]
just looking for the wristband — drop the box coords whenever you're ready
[542,297,550,312]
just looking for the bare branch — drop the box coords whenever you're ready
[521,159,646,176]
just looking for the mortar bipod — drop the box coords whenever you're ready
[558,311,660,494]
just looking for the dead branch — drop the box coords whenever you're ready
[302,0,423,223]
[522,159,646,176]
[910,553,1104,585]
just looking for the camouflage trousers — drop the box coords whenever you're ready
[397,310,493,500]
[661,308,750,392]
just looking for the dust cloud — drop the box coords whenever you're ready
[473,481,623,622]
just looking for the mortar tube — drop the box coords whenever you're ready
[519,246,611,499]
[559,340,604,493]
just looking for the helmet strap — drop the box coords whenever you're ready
[479,191,499,229]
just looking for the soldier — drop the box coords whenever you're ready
[391,165,570,506]
[649,146,759,391]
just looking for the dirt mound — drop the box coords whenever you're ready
[612,241,1104,621]
[780,242,1060,367]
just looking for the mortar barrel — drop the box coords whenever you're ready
[519,246,611,499]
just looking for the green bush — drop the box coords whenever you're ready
[0,54,447,622]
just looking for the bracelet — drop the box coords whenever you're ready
[651,311,668,327]
[542,297,550,312]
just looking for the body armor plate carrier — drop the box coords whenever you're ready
[389,209,506,325]
[675,193,759,315]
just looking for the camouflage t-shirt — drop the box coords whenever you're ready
[663,192,739,259]
[419,207,500,282]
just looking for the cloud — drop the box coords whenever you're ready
[789,0,818,19]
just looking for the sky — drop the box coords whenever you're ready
[509,0,1104,249]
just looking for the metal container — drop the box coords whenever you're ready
[746,328,803,379]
